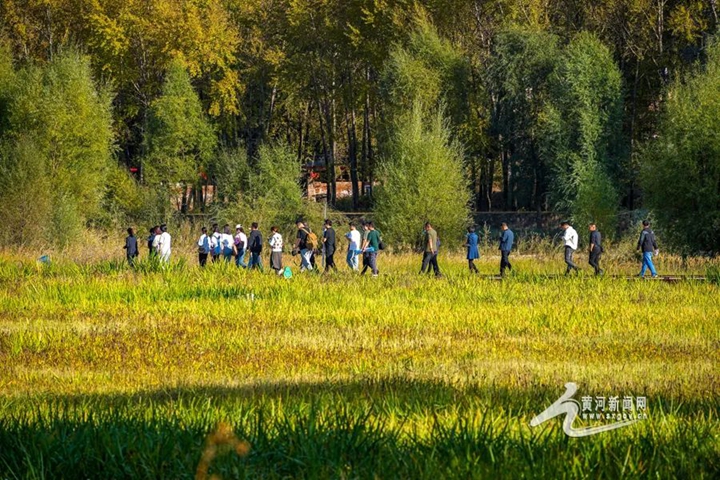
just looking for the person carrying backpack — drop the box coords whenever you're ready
[360,221,380,277]
[294,220,316,272]
[221,224,236,262]
[211,223,222,263]
[197,226,211,267]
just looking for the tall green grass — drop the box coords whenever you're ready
[0,253,718,478]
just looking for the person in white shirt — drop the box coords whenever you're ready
[210,223,222,262]
[197,226,211,267]
[234,224,248,268]
[151,225,162,258]
[561,221,580,275]
[220,224,236,262]
[156,224,172,263]
[345,222,361,271]
[268,226,284,274]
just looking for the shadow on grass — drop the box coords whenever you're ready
[0,379,718,479]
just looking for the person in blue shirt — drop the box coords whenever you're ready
[637,220,659,278]
[197,226,211,267]
[499,222,514,276]
[465,226,479,273]
[124,227,139,267]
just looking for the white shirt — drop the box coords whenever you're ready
[158,231,172,259]
[563,226,578,250]
[197,233,211,253]
[346,229,361,251]
[220,233,235,251]
[269,232,283,252]
[235,232,247,250]
[211,232,221,252]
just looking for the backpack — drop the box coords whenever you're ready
[212,234,221,255]
[376,229,385,251]
[235,235,245,251]
[303,229,318,250]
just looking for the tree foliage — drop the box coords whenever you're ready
[144,60,215,216]
[641,38,720,254]
[375,101,470,247]
[217,142,334,241]
[0,49,114,246]
[539,32,624,232]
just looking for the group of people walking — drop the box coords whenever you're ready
[190,219,383,276]
[122,218,661,278]
[123,224,172,266]
[558,219,659,277]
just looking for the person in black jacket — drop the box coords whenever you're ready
[323,219,337,273]
[147,226,158,258]
[588,223,603,275]
[124,228,139,266]
[637,220,659,278]
[247,222,264,271]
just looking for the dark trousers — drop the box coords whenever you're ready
[361,251,378,275]
[589,249,602,275]
[500,250,512,275]
[325,252,336,272]
[565,246,580,274]
[420,252,440,276]
[249,252,263,271]
[468,259,478,273]
[199,252,208,267]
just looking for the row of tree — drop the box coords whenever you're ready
[0,1,718,252]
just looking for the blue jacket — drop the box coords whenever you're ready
[499,229,514,252]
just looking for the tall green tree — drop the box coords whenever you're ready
[0,49,114,246]
[487,28,560,211]
[144,60,215,216]
[641,38,720,254]
[375,101,470,247]
[217,142,331,240]
[539,32,624,231]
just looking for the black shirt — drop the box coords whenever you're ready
[324,228,336,255]
[147,234,155,254]
[297,229,309,250]
[248,230,263,253]
[590,231,602,251]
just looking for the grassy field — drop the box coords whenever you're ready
[0,250,718,479]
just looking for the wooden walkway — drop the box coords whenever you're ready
[482,274,708,282]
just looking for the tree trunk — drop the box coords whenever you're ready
[347,108,360,209]
[362,81,370,199]
[501,143,511,210]
[329,91,337,205]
